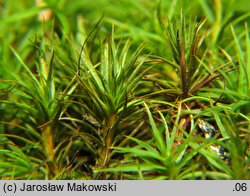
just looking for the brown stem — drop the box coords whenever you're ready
[100,132,113,168]
[180,46,188,98]
[40,123,56,179]
[178,15,188,99]
[99,114,117,168]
